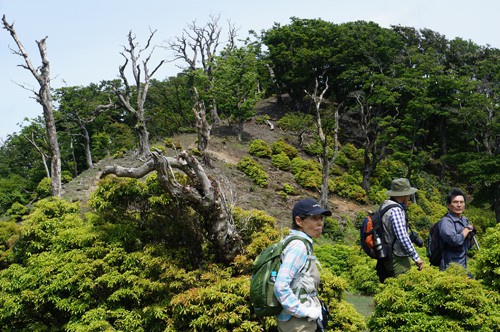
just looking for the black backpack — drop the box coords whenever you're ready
[360,204,399,259]
[426,220,442,266]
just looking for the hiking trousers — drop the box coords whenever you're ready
[376,255,411,283]
[277,316,317,332]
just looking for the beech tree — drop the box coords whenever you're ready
[2,16,62,197]
[211,45,262,141]
[55,84,116,170]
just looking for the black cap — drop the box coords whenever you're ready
[292,198,332,223]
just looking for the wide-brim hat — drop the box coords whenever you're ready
[385,178,418,197]
[292,198,332,223]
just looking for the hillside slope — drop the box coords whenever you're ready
[62,97,365,228]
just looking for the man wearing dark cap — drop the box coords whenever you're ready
[376,178,424,283]
[274,198,331,331]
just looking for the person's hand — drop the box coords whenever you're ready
[304,305,322,321]
[462,227,472,238]
[416,257,424,271]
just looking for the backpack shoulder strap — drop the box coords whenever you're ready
[282,235,313,272]
[378,203,401,218]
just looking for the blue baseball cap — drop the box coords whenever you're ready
[292,198,332,223]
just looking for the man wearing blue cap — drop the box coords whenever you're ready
[274,198,331,331]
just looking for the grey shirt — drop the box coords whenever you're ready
[438,212,472,270]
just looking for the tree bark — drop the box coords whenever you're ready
[24,132,50,179]
[3,15,62,196]
[100,150,242,263]
[192,88,212,165]
[169,15,235,127]
[305,77,336,209]
[113,29,164,158]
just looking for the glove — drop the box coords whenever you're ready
[304,305,322,321]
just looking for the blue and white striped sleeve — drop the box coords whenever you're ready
[391,208,420,262]
[274,239,309,318]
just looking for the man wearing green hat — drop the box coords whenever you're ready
[376,178,424,282]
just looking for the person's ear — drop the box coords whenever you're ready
[294,215,304,228]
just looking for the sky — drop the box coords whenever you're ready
[1,0,499,140]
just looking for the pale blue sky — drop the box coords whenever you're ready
[1,0,498,140]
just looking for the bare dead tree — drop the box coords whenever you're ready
[2,15,62,196]
[192,87,212,165]
[266,63,284,105]
[23,132,50,178]
[113,29,165,158]
[168,14,237,126]
[305,77,339,209]
[100,150,242,263]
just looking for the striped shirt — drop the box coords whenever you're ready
[274,229,313,321]
[390,207,420,262]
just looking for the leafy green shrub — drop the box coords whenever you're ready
[329,173,367,203]
[368,265,500,331]
[341,143,363,162]
[303,141,331,157]
[289,157,309,175]
[6,202,27,222]
[276,112,314,131]
[282,183,295,195]
[168,274,267,331]
[316,243,379,295]
[295,168,322,190]
[465,205,496,235]
[276,182,297,199]
[90,175,205,266]
[0,175,30,216]
[271,152,291,170]
[0,221,19,269]
[233,207,277,245]
[61,170,73,184]
[327,298,368,332]
[35,177,52,199]
[315,244,353,276]
[11,198,85,262]
[0,197,211,331]
[233,224,283,274]
[319,270,368,331]
[248,139,272,158]
[333,150,350,168]
[473,223,500,292]
[320,217,343,242]
[271,139,298,159]
[289,157,322,189]
[237,156,269,187]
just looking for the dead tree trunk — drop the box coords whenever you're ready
[192,88,212,166]
[24,132,50,178]
[169,15,236,127]
[2,15,61,196]
[100,150,242,263]
[113,29,165,158]
[305,77,338,209]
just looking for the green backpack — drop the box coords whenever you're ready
[249,235,311,317]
